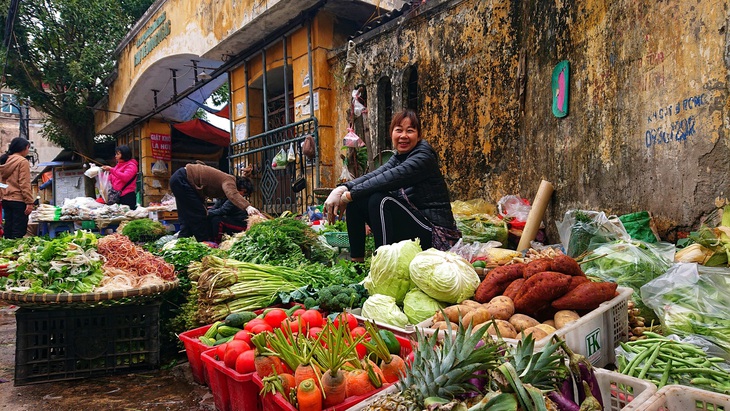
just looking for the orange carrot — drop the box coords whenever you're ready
[297,378,322,411]
[321,369,347,408]
[279,373,296,397]
[345,369,376,397]
[295,363,320,390]
[380,354,406,383]
[255,355,277,378]
[366,359,385,386]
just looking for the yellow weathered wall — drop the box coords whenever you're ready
[331,0,730,240]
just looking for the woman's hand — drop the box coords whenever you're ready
[246,205,260,216]
[24,204,33,216]
[324,186,348,224]
[101,165,111,171]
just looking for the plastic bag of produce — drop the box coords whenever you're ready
[556,210,630,257]
[360,294,410,328]
[581,240,675,321]
[641,263,730,355]
[409,248,480,304]
[454,214,508,245]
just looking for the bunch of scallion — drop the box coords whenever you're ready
[194,255,306,323]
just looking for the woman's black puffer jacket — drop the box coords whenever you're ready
[343,139,457,229]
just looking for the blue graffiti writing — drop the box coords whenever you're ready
[645,115,696,147]
[647,94,707,123]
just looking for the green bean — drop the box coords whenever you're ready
[625,346,655,377]
[672,367,730,378]
[638,342,664,379]
[659,358,672,387]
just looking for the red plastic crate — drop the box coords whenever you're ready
[254,336,413,411]
[179,324,213,385]
[201,348,261,411]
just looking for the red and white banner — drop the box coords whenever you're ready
[150,133,171,161]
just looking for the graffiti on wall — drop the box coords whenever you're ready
[644,93,708,147]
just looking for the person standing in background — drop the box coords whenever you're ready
[0,137,33,239]
[102,145,138,210]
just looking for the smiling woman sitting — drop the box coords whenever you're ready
[323,109,460,262]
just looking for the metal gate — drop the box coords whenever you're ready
[229,118,318,215]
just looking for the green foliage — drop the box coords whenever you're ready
[316,283,369,313]
[0,0,154,154]
[227,216,323,266]
[121,219,168,243]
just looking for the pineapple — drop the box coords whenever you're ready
[364,319,502,411]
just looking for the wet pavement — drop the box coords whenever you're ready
[0,302,215,411]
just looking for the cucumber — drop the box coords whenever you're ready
[198,336,216,346]
[225,311,257,328]
[214,335,234,345]
[203,321,223,339]
[217,325,242,338]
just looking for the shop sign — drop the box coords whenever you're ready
[134,12,171,67]
[150,133,171,161]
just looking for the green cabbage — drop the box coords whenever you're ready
[409,249,480,304]
[402,289,445,325]
[363,239,421,303]
[360,294,410,328]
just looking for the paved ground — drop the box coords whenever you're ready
[0,302,215,411]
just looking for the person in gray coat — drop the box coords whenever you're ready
[324,109,459,262]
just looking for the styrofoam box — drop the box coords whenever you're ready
[417,287,633,368]
[346,368,655,411]
[637,385,730,411]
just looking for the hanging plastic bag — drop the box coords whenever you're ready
[338,167,354,183]
[287,143,296,163]
[271,148,288,170]
[151,159,168,176]
[556,209,630,257]
[343,128,365,148]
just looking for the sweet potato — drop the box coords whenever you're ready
[473,263,526,303]
[513,271,572,317]
[524,258,552,279]
[567,275,590,291]
[551,282,619,311]
[550,254,586,277]
[503,278,525,300]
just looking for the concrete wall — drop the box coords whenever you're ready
[332,0,730,241]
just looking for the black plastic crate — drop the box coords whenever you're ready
[14,302,160,385]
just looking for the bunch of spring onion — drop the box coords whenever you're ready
[192,255,306,323]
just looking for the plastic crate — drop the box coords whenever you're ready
[201,348,261,411]
[347,368,656,411]
[178,323,213,385]
[255,336,413,411]
[14,302,160,385]
[417,287,633,368]
[324,232,350,248]
[638,385,730,411]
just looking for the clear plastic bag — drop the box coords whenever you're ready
[556,209,630,257]
[497,195,531,224]
[338,167,354,183]
[641,263,730,355]
[451,198,497,216]
[272,148,288,170]
[151,159,168,176]
[287,143,296,163]
[343,128,365,148]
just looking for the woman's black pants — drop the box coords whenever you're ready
[345,192,432,258]
[170,168,210,241]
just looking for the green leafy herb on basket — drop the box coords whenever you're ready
[121,219,168,243]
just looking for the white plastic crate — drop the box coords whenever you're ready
[346,369,655,411]
[417,287,633,368]
[638,385,730,411]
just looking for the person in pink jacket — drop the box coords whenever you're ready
[101,145,138,209]
[0,137,33,239]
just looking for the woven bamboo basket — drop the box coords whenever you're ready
[0,278,179,309]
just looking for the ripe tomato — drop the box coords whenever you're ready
[333,313,358,331]
[235,350,256,374]
[299,309,323,328]
[244,318,267,332]
[307,326,323,340]
[215,343,228,361]
[224,340,250,369]
[291,308,306,318]
[350,326,367,338]
[354,343,367,359]
[233,330,252,344]
[250,323,274,334]
[264,308,289,328]
[280,319,299,334]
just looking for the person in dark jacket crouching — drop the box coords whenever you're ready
[324,109,459,262]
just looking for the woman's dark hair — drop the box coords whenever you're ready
[389,109,421,137]
[116,145,133,161]
[236,176,254,195]
[0,137,30,165]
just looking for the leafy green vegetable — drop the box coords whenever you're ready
[316,283,369,313]
[409,249,481,304]
[121,219,168,243]
[364,239,421,303]
[402,289,445,324]
[361,294,410,328]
